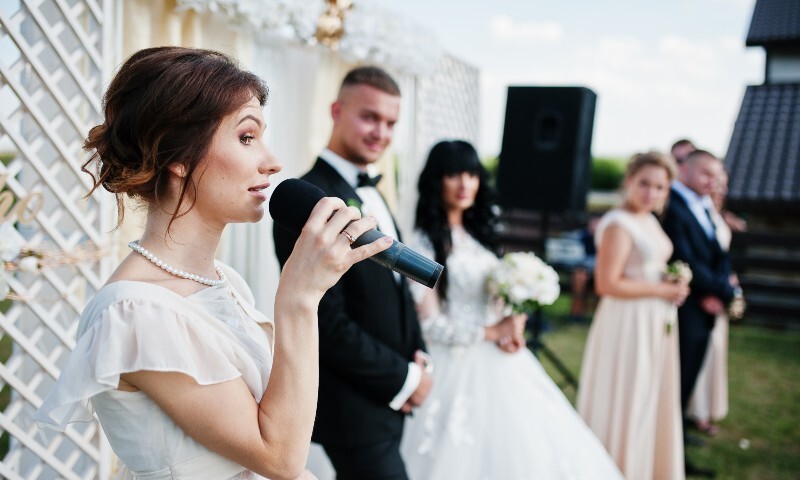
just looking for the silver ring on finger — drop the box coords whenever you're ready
[340,230,356,245]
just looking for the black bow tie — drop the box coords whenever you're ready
[357,172,382,188]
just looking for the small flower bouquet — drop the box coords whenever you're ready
[663,260,693,334]
[729,290,746,321]
[487,252,560,314]
[664,260,693,285]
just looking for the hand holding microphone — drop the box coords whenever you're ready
[275,194,392,302]
[270,179,444,288]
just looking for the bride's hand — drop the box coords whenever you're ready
[278,197,392,306]
[487,314,527,353]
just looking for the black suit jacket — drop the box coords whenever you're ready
[272,158,426,448]
[662,188,735,328]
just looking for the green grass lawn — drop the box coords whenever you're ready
[535,297,800,480]
[1,294,798,478]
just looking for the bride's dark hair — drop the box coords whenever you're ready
[415,140,500,300]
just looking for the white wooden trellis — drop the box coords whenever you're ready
[0,0,114,479]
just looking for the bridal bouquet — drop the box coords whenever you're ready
[487,252,560,314]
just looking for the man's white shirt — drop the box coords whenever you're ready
[672,180,716,239]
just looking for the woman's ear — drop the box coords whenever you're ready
[167,163,188,178]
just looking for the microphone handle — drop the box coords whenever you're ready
[351,228,443,288]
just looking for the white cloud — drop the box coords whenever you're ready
[719,35,745,52]
[477,31,760,158]
[489,15,563,43]
[576,37,644,70]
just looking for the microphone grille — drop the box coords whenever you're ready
[269,178,327,233]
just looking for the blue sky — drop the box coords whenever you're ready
[372,0,764,159]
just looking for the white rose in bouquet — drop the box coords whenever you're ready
[487,252,561,314]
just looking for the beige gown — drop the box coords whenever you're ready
[687,209,732,424]
[577,209,685,480]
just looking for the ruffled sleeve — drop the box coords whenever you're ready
[407,230,485,347]
[34,282,267,430]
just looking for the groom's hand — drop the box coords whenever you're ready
[700,295,724,315]
[401,350,433,414]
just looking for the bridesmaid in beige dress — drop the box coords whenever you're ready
[688,169,737,434]
[577,151,689,480]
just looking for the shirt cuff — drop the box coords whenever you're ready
[388,362,421,410]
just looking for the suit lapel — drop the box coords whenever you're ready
[669,188,714,246]
[310,158,362,204]
[310,158,400,283]
[312,158,404,241]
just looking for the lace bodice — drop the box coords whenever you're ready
[595,209,673,283]
[408,227,501,347]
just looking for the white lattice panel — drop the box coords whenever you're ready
[414,54,480,160]
[395,54,481,233]
[0,0,113,478]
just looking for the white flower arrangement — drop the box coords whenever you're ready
[487,252,560,314]
[0,222,105,301]
[175,0,441,75]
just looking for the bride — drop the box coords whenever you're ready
[400,140,622,479]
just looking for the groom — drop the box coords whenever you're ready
[273,66,431,480]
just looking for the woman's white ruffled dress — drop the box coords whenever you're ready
[400,227,622,480]
[34,264,272,479]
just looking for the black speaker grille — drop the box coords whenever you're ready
[497,86,597,213]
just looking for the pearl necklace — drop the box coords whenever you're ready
[128,240,227,287]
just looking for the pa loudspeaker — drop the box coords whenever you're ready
[497,86,597,213]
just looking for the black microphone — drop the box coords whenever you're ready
[270,178,443,289]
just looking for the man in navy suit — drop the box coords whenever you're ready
[662,149,737,475]
[273,66,431,480]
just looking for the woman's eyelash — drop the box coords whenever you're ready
[240,133,255,145]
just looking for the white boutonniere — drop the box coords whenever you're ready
[346,198,371,217]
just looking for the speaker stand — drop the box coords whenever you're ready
[527,307,579,391]
[526,210,579,391]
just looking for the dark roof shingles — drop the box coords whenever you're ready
[746,0,800,47]
[726,84,800,204]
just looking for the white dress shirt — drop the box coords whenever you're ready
[318,148,422,411]
[672,180,716,239]
[319,149,400,244]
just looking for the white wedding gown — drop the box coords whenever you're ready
[400,227,622,480]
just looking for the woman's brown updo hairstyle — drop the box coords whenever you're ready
[83,46,268,230]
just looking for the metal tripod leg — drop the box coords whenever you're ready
[526,308,579,391]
